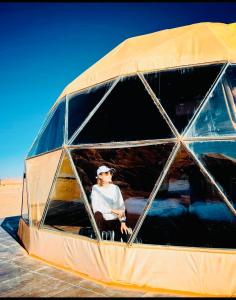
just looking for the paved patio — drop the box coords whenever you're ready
[0,216,184,297]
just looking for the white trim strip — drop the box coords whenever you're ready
[182,135,236,142]
[65,138,177,149]
[64,94,69,144]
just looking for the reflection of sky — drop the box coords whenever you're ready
[187,81,236,137]
[126,197,235,221]
[147,199,187,217]
[189,141,236,160]
[189,202,235,222]
[125,198,147,214]
[125,197,187,217]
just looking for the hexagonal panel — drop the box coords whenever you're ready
[134,145,236,249]
[70,143,175,242]
[72,75,174,144]
[144,63,225,134]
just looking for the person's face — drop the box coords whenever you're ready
[98,171,112,183]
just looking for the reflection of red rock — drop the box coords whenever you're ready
[201,152,236,201]
[202,152,236,163]
[71,144,174,201]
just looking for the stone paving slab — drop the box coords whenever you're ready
[0,216,184,298]
[37,265,85,286]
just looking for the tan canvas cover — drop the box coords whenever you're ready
[26,150,62,226]
[50,154,81,201]
[18,219,236,296]
[53,22,236,108]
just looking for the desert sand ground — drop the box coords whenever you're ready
[0,179,22,218]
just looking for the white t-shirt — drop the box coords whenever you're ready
[91,183,126,221]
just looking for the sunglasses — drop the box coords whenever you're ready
[100,171,112,175]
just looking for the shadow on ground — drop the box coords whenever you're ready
[1,215,21,243]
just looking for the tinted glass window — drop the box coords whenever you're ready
[144,64,224,134]
[42,153,97,239]
[135,145,236,248]
[68,81,114,140]
[21,174,29,224]
[188,141,236,210]
[187,66,236,137]
[70,143,175,242]
[28,99,66,157]
[73,75,174,144]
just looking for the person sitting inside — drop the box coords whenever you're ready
[90,165,131,242]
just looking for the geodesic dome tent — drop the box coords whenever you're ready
[18,22,236,296]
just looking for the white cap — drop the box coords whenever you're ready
[96,165,115,176]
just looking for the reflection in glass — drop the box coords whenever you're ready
[222,65,236,129]
[21,174,29,224]
[187,66,236,137]
[144,63,224,134]
[28,99,66,157]
[135,145,236,249]
[42,154,96,239]
[73,75,174,144]
[70,143,175,241]
[68,80,114,140]
[188,141,236,210]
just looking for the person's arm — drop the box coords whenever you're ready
[113,186,130,234]
[116,186,126,222]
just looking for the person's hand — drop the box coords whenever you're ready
[111,209,124,219]
[120,222,129,234]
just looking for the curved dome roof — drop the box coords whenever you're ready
[54,22,236,107]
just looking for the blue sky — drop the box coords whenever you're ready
[0,2,236,178]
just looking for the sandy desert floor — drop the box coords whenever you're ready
[0,180,22,218]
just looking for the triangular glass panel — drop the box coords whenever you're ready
[21,172,29,224]
[134,145,236,249]
[41,152,97,239]
[188,141,236,210]
[28,98,66,158]
[144,63,224,134]
[72,75,174,144]
[187,65,236,137]
[68,80,115,140]
[70,143,175,242]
